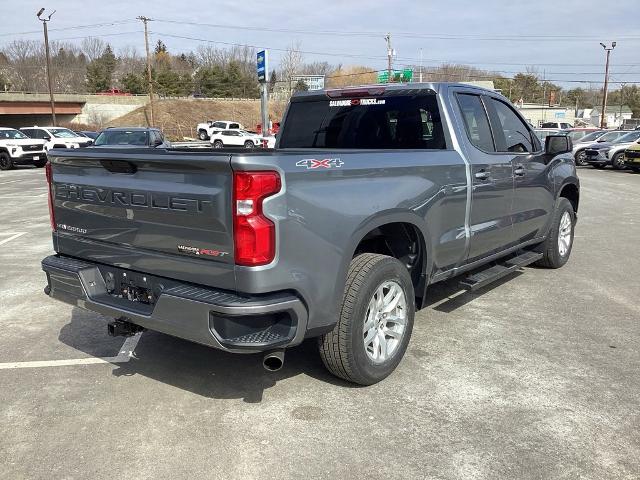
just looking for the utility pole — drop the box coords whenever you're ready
[137,16,155,127]
[37,8,56,126]
[619,82,626,128]
[599,42,616,128]
[385,33,393,83]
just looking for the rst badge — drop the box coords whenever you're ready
[177,245,229,257]
[296,158,344,169]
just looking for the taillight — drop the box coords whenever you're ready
[233,171,281,266]
[45,161,56,232]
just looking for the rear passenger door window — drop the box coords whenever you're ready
[488,98,534,153]
[456,93,495,152]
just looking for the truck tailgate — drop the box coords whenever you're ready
[48,148,236,290]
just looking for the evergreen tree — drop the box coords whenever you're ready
[86,45,117,92]
[121,72,146,94]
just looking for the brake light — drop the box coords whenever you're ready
[45,161,56,232]
[326,87,386,98]
[233,171,281,266]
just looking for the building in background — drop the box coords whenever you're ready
[290,75,325,91]
[588,105,632,129]
[515,103,577,127]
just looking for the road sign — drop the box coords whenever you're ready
[257,50,268,83]
[377,69,413,83]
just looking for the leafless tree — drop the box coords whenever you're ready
[279,42,304,90]
[81,37,107,62]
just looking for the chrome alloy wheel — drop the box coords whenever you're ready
[558,211,573,257]
[363,281,407,364]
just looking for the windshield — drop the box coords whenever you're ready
[578,131,605,143]
[614,131,640,144]
[0,129,29,140]
[49,128,78,138]
[94,130,149,146]
[598,131,625,142]
[565,130,592,141]
[279,94,445,149]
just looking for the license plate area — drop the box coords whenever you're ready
[98,266,158,305]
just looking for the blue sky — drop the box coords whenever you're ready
[3,0,638,88]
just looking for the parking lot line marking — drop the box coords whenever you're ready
[0,232,27,246]
[0,333,142,370]
[0,194,48,199]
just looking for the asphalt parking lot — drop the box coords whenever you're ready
[1,166,639,480]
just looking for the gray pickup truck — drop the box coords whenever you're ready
[42,83,579,385]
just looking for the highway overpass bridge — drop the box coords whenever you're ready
[0,93,148,127]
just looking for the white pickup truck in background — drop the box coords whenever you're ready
[196,120,244,140]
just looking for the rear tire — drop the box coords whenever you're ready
[611,152,625,170]
[318,253,415,385]
[213,140,223,148]
[535,197,575,269]
[0,152,13,170]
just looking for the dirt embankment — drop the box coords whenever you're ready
[106,98,287,140]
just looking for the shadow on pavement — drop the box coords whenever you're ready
[59,308,355,402]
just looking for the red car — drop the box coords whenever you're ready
[96,88,132,96]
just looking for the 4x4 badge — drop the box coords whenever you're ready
[296,158,344,169]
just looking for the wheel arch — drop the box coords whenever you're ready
[558,181,580,214]
[336,210,433,310]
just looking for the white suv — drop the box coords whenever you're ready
[210,130,262,149]
[20,126,93,151]
[0,127,47,170]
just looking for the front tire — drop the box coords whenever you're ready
[318,253,415,385]
[535,197,575,269]
[213,140,223,148]
[611,152,625,170]
[0,152,14,170]
[575,150,587,166]
[244,140,254,149]
[198,130,209,141]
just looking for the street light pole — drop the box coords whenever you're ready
[599,42,616,129]
[37,8,56,126]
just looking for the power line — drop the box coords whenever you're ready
[151,19,640,42]
[150,30,640,74]
[0,19,136,38]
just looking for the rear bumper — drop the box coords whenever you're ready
[42,255,308,353]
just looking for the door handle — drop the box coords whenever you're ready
[514,165,526,177]
[474,170,491,180]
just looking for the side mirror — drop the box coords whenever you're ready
[545,135,572,155]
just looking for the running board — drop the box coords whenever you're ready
[459,251,543,291]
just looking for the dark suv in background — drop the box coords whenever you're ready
[92,128,170,148]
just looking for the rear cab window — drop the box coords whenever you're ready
[456,93,495,152]
[278,91,446,149]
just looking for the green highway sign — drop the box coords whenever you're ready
[377,69,413,83]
